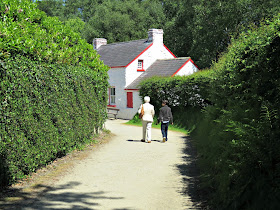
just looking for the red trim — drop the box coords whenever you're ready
[171,61,188,77]
[107,105,116,107]
[125,43,153,68]
[164,45,176,58]
[171,58,190,77]
[171,58,200,77]
[109,44,177,69]
[110,66,126,69]
[137,59,144,71]
[189,58,200,70]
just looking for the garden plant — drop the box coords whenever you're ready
[0,0,109,187]
[139,15,280,209]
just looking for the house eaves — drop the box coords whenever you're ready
[125,57,194,90]
[97,39,153,68]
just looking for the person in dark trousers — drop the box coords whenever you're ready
[157,100,173,142]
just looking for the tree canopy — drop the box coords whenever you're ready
[35,0,280,68]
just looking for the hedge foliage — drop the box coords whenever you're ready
[139,15,280,209]
[0,0,109,186]
[139,70,214,132]
[0,0,105,68]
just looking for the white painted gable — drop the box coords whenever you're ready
[125,44,175,88]
[174,59,199,77]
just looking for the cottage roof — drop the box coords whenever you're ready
[126,57,191,90]
[97,39,152,67]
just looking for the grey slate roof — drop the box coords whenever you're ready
[126,57,191,89]
[97,39,151,67]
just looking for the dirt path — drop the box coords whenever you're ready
[1,119,201,210]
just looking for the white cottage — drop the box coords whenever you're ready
[94,29,199,119]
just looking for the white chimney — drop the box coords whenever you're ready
[93,38,107,50]
[147,29,163,45]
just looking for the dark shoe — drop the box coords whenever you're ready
[141,139,145,142]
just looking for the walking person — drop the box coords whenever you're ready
[158,100,173,142]
[138,96,155,143]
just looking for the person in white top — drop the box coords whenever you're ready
[138,96,155,143]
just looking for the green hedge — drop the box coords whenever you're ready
[0,55,108,186]
[139,15,280,209]
[0,0,104,68]
[139,70,214,111]
[198,16,280,209]
[0,0,109,186]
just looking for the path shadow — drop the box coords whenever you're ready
[177,136,208,209]
[151,140,161,143]
[107,118,117,120]
[127,139,161,143]
[0,181,124,210]
[127,139,142,142]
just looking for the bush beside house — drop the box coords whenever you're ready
[0,0,108,186]
[139,15,280,209]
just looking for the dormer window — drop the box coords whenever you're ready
[137,60,144,71]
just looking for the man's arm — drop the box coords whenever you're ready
[169,108,173,124]
[152,106,155,118]
[157,108,162,124]
[137,104,142,114]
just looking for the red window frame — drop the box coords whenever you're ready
[137,60,145,72]
[127,92,133,108]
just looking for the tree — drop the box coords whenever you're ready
[36,0,64,18]
[168,0,280,68]
[82,0,166,43]
[35,0,280,68]
[190,0,242,68]
[162,0,194,58]
[64,17,86,34]
[36,0,166,44]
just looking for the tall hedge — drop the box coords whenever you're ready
[0,0,109,186]
[138,70,214,131]
[139,15,280,209]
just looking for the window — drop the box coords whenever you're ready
[109,87,116,105]
[137,60,144,71]
[127,92,133,108]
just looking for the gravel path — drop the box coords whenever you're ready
[16,119,200,209]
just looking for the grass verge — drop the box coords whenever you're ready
[125,116,190,135]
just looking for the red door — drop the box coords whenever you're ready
[127,92,133,108]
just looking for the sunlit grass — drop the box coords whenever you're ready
[125,116,190,135]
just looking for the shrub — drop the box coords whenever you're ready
[0,0,109,186]
[139,15,280,209]
[0,54,108,185]
[197,16,280,209]
[139,70,214,110]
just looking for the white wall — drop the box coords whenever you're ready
[108,68,143,119]
[107,67,126,118]
[123,90,142,119]
[175,60,199,76]
[125,44,175,87]
[121,44,175,119]
[108,44,180,120]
